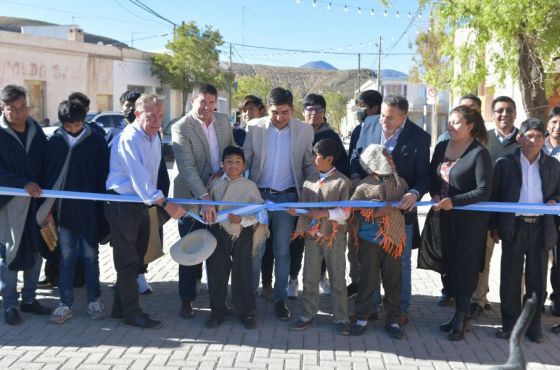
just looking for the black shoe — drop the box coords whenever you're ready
[180,301,195,319]
[551,299,560,317]
[440,312,458,332]
[124,313,162,329]
[469,303,483,319]
[240,315,256,330]
[448,312,470,341]
[437,294,454,307]
[274,301,291,320]
[349,323,367,336]
[290,318,314,331]
[205,315,225,328]
[385,323,404,339]
[551,323,560,334]
[526,330,546,343]
[336,322,350,336]
[20,300,52,315]
[4,308,22,325]
[36,278,53,289]
[347,283,358,300]
[495,328,511,339]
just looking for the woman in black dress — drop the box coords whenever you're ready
[430,105,493,340]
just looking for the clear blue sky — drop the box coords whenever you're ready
[1,0,427,73]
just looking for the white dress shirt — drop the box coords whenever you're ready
[192,113,221,173]
[518,151,543,216]
[106,121,163,205]
[258,123,295,190]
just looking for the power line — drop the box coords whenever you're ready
[127,0,177,27]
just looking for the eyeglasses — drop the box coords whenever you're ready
[493,107,514,114]
[304,107,324,113]
[4,105,28,114]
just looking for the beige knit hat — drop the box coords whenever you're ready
[359,144,394,176]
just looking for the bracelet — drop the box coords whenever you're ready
[160,199,168,208]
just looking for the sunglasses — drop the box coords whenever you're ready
[304,107,324,113]
[493,108,514,114]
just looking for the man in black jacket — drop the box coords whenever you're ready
[492,118,560,343]
[0,84,52,325]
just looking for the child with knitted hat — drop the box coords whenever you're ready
[349,143,409,339]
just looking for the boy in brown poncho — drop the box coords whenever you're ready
[288,139,353,335]
[204,146,269,330]
[349,144,409,339]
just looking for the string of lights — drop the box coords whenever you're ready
[294,0,425,19]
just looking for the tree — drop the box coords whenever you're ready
[323,91,347,133]
[151,22,229,114]
[232,75,272,108]
[419,0,560,120]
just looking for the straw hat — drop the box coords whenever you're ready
[169,229,217,266]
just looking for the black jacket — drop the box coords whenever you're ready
[492,149,560,251]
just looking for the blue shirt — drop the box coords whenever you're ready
[359,221,383,244]
[106,121,163,205]
[381,121,405,154]
[257,122,296,190]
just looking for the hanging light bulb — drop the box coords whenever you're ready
[327,2,331,10]
[295,0,300,4]
[396,11,400,18]
[344,5,348,12]
[383,9,387,17]
[358,7,362,14]
[312,0,316,7]
[370,9,374,16]
[408,11,412,19]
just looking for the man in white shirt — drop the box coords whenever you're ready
[492,118,560,343]
[105,93,184,329]
[171,84,234,319]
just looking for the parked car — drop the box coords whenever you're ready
[42,111,124,137]
[162,117,181,162]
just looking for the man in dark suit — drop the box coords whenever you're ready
[350,95,431,325]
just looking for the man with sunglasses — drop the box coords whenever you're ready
[468,96,520,321]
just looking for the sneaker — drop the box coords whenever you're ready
[50,304,73,324]
[136,274,152,295]
[290,318,314,331]
[87,300,107,320]
[336,322,350,336]
[319,275,331,296]
[274,301,291,320]
[286,278,299,299]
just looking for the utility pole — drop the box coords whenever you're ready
[228,43,233,116]
[357,53,361,93]
[377,35,382,91]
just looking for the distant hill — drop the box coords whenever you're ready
[381,69,408,80]
[300,61,338,71]
[232,62,375,99]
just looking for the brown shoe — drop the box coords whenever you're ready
[180,301,194,319]
[398,313,410,326]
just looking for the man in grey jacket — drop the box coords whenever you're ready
[172,83,234,319]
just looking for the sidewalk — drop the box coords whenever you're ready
[1,214,560,370]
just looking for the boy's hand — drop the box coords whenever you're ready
[24,182,42,198]
[202,204,217,224]
[547,199,557,206]
[286,208,297,216]
[374,203,392,218]
[228,214,242,224]
[307,209,328,220]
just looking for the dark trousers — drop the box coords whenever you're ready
[178,217,204,303]
[104,201,149,320]
[354,239,401,324]
[207,225,255,317]
[500,220,547,333]
[550,240,560,301]
[261,237,274,286]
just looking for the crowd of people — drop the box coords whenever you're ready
[1,82,560,344]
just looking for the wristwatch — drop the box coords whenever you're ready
[160,198,169,208]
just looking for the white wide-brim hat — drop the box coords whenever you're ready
[170,229,217,266]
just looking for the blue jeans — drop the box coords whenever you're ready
[0,252,42,311]
[373,223,413,314]
[260,190,297,303]
[58,227,101,307]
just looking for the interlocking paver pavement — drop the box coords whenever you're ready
[2,205,560,369]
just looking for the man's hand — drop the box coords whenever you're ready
[202,204,217,224]
[24,182,42,198]
[397,192,418,212]
[307,209,328,220]
[433,197,453,211]
[228,214,242,224]
[165,202,186,220]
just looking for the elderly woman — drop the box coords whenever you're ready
[429,105,493,341]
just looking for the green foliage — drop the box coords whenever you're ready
[323,91,348,132]
[232,75,272,108]
[418,0,560,117]
[151,21,227,112]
